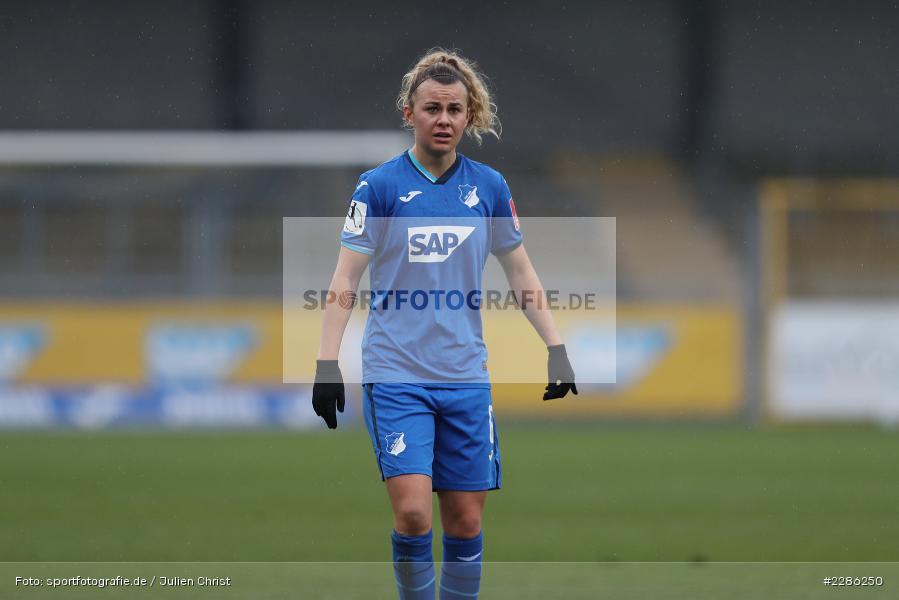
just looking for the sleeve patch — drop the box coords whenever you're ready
[509,198,520,231]
[343,200,367,235]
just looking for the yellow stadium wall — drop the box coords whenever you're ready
[2,302,741,417]
[487,306,741,417]
[6,302,284,385]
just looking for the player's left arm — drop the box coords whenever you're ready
[496,244,562,346]
[496,245,578,400]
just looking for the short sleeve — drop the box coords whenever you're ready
[340,177,382,255]
[491,176,523,255]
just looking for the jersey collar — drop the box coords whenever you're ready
[405,149,462,185]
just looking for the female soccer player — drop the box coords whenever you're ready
[312,49,577,600]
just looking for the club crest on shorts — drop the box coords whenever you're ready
[385,432,406,456]
[458,184,479,208]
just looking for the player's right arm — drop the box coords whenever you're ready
[317,246,370,360]
[320,173,381,359]
[313,174,381,429]
[312,246,370,429]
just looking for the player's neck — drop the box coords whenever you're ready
[410,145,456,180]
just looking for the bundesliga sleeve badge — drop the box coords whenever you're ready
[509,198,520,231]
[343,200,367,235]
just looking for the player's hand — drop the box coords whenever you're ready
[543,344,578,400]
[312,360,345,429]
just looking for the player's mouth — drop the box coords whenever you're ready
[433,132,453,143]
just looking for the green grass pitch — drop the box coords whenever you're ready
[1,425,897,598]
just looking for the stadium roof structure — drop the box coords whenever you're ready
[0,131,410,166]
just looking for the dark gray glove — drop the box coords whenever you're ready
[543,344,578,400]
[312,360,345,429]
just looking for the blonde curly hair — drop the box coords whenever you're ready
[396,48,501,144]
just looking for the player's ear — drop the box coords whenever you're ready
[402,104,414,126]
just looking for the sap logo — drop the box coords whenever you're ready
[407,226,475,263]
[565,324,672,391]
[71,385,128,429]
[162,388,265,426]
[0,387,53,427]
[146,324,257,385]
[0,325,46,383]
[385,432,406,456]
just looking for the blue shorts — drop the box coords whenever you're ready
[362,383,502,491]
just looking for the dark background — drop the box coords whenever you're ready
[1,0,895,173]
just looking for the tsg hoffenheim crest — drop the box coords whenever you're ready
[458,184,480,208]
[385,432,406,456]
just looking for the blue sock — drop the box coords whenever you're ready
[440,531,483,599]
[392,530,436,600]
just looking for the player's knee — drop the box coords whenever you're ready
[444,513,482,539]
[394,506,431,536]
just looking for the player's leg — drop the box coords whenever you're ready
[362,383,438,600]
[432,387,500,600]
[387,474,437,599]
[388,474,434,536]
[438,490,486,539]
[437,490,486,600]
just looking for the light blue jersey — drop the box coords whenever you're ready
[340,150,523,386]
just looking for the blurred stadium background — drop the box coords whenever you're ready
[1,0,898,575]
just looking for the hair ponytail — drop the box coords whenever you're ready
[396,48,501,144]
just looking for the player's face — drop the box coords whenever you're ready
[404,80,469,156]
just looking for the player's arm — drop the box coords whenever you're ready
[496,244,561,346]
[312,246,370,429]
[496,244,578,400]
[318,245,370,360]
